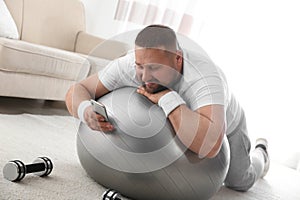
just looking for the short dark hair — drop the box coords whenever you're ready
[135,25,178,53]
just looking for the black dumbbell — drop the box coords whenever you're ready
[102,189,123,200]
[3,157,53,182]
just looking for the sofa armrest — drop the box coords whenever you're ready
[74,31,130,60]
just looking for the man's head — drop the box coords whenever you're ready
[134,25,183,93]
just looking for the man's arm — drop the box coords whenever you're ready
[168,104,225,158]
[137,87,225,158]
[65,74,114,132]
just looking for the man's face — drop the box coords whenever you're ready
[135,47,182,94]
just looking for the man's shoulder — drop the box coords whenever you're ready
[183,50,216,81]
[183,49,213,66]
[117,52,135,63]
[105,52,135,73]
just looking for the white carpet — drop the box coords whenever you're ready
[1,114,300,200]
[0,114,112,200]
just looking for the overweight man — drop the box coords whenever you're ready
[65,24,269,191]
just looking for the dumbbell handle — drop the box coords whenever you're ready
[25,163,46,174]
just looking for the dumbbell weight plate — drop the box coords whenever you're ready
[32,157,53,177]
[3,160,26,182]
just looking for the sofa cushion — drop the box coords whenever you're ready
[0,70,77,100]
[0,37,90,81]
[3,0,23,36]
[75,31,130,60]
[21,0,85,52]
[0,0,19,39]
[77,53,111,76]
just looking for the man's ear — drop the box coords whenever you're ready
[176,50,183,64]
[176,50,183,58]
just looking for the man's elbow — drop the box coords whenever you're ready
[205,131,225,158]
[65,85,75,116]
[187,139,222,159]
[206,147,221,158]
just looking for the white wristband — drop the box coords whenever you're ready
[77,100,90,123]
[158,91,186,117]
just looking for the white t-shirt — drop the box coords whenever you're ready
[98,49,242,135]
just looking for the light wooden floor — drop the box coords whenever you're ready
[0,96,69,115]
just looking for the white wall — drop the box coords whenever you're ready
[81,0,121,38]
[195,0,300,162]
[81,0,300,164]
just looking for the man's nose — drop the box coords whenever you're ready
[142,68,152,82]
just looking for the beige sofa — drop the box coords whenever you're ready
[0,0,130,100]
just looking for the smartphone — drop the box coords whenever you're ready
[90,99,109,122]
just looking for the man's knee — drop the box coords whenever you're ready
[224,173,256,192]
[224,181,254,192]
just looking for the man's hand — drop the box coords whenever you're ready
[84,106,114,132]
[137,86,170,104]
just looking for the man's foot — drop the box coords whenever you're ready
[255,138,270,178]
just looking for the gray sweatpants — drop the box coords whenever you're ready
[224,110,265,191]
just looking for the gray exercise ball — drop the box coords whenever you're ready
[77,87,230,200]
